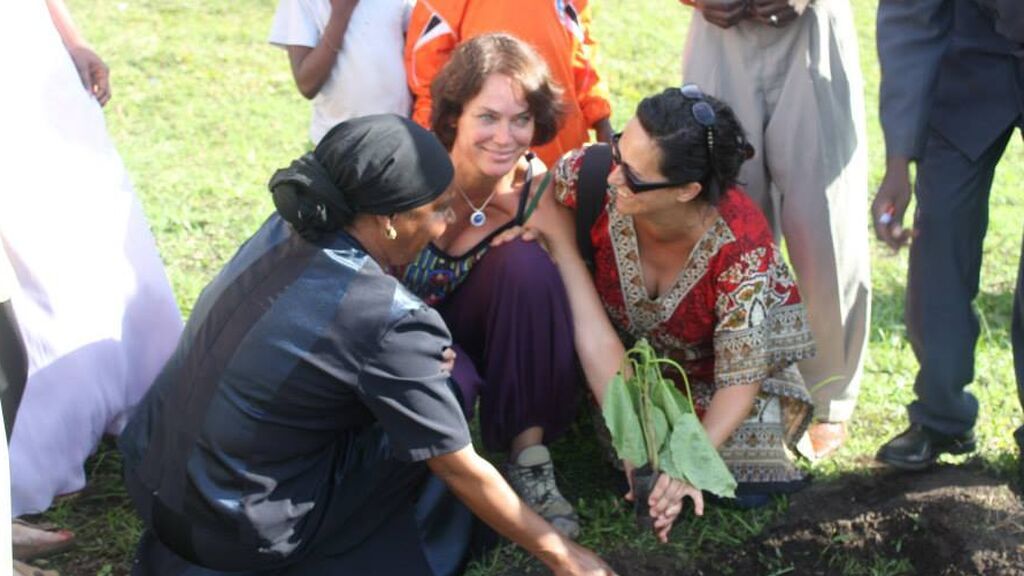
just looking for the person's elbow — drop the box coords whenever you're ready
[295,78,320,100]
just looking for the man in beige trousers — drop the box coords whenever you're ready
[680,0,871,459]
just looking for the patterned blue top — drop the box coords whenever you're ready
[403,161,533,306]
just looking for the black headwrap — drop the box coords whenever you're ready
[269,114,454,241]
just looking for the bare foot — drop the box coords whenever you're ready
[12,520,75,561]
[14,559,60,576]
[807,421,848,460]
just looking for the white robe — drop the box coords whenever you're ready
[0,1,183,516]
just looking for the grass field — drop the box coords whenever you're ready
[27,0,1024,574]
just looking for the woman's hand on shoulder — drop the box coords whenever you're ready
[524,182,577,256]
[490,225,539,248]
[492,166,574,254]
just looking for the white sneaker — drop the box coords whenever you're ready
[505,445,580,539]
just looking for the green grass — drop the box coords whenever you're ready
[32,0,1024,574]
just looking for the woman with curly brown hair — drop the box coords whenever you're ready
[401,33,585,538]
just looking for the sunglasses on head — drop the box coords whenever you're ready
[610,132,691,193]
[679,83,716,154]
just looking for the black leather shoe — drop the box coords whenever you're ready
[876,424,976,471]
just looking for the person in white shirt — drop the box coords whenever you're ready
[269,0,415,144]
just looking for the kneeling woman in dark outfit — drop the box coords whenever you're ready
[119,115,613,576]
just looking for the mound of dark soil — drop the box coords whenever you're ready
[675,461,1019,573]
[693,463,1024,576]
[499,463,1024,576]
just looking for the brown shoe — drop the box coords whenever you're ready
[807,421,848,460]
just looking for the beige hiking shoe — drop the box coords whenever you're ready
[505,445,580,539]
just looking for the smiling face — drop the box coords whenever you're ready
[451,73,535,178]
[607,118,680,215]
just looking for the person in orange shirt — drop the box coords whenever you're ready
[405,0,613,167]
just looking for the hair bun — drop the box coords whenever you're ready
[268,154,350,241]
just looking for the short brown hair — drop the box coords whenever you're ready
[430,33,565,150]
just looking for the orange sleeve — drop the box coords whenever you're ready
[572,0,611,128]
[404,1,462,129]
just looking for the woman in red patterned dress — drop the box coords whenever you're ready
[529,86,816,512]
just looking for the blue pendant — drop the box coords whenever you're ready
[470,210,486,227]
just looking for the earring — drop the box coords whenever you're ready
[384,222,398,240]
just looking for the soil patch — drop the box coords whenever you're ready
[30,457,1024,575]
[691,462,1024,576]
[760,463,1022,575]
[494,462,1024,575]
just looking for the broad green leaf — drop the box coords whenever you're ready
[666,413,736,498]
[651,376,690,423]
[657,357,697,414]
[649,404,669,459]
[601,373,648,467]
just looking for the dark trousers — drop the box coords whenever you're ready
[906,121,1023,448]
[128,425,474,576]
[442,239,580,452]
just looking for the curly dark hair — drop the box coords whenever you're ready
[430,33,565,150]
[635,87,754,205]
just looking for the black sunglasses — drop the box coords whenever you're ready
[680,83,716,154]
[610,132,691,193]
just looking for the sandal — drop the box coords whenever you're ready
[12,519,75,561]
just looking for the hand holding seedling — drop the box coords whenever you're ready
[602,340,736,539]
[623,458,705,542]
[648,473,704,543]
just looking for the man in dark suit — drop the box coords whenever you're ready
[872,0,1023,476]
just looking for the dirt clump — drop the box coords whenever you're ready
[690,462,1024,575]
[494,463,1024,575]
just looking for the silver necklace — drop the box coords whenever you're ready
[457,184,499,227]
